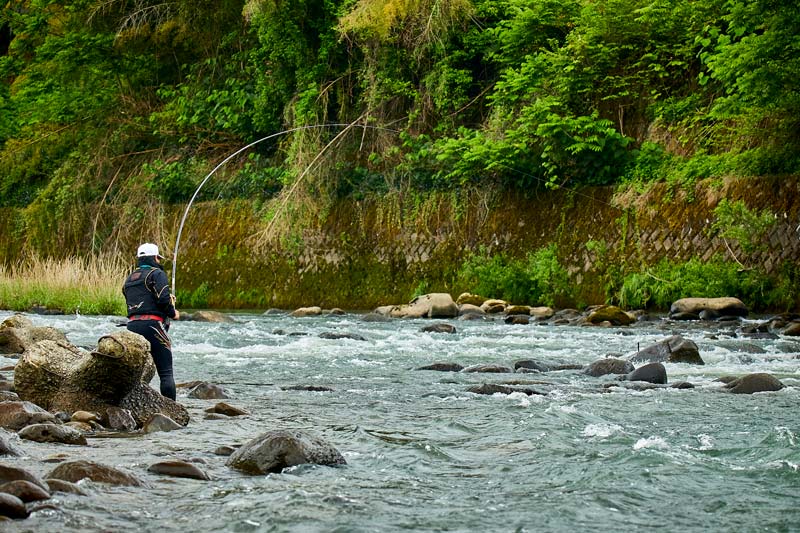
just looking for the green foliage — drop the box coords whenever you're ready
[457,244,572,306]
[142,159,201,204]
[711,199,775,254]
[617,256,795,311]
[178,281,212,309]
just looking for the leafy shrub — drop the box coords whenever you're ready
[457,244,572,306]
[617,256,795,311]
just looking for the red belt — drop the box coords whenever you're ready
[129,314,164,322]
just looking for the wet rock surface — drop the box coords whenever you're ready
[227,430,346,475]
[13,331,189,428]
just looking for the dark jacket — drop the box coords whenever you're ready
[122,257,177,319]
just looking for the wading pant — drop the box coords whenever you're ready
[126,319,177,400]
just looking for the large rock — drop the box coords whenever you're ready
[584,358,634,377]
[670,297,748,318]
[47,460,144,486]
[0,492,28,519]
[148,460,210,480]
[0,464,48,491]
[188,310,235,323]
[291,306,322,318]
[227,430,346,474]
[585,305,635,326]
[0,314,69,356]
[390,293,458,319]
[456,293,487,306]
[18,423,87,445]
[0,480,50,503]
[626,362,667,384]
[0,401,57,430]
[13,331,189,428]
[0,430,25,457]
[724,373,784,394]
[187,382,230,400]
[629,335,704,365]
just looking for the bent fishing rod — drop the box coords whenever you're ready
[170,122,398,297]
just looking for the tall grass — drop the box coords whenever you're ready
[0,255,129,315]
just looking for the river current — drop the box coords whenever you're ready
[1,310,799,532]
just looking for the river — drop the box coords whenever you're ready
[1,310,799,532]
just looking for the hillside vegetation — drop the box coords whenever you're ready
[1,1,799,312]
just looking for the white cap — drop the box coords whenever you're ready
[137,243,163,258]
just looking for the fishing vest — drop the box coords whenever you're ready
[123,267,164,318]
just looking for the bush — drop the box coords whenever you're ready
[457,244,572,306]
[617,256,797,311]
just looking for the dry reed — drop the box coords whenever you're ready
[0,254,130,315]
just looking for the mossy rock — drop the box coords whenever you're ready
[586,305,635,326]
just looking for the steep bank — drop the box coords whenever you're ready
[2,176,799,310]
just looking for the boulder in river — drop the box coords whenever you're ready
[45,479,87,496]
[0,464,48,491]
[585,305,635,326]
[148,460,210,481]
[227,430,346,474]
[626,362,667,384]
[416,362,464,372]
[0,401,57,431]
[0,480,50,503]
[187,382,230,400]
[0,314,69,356]
[47,460,145,487]
[584,358,634,377]
[291,306,322,318]
[629,335,704,365]
[670,297,748,319]
[187,310,235,323]
[462,364,514,374]
[0,430,25,457]
[0,492,28,519]
[143,413,184,433]
[204,402,248,417]
[420,323,457,334]
[723,373,784,394]
[456,293,487,306]
[13,331,189,428]
[18,423,88,445]
[390,293,459,319]
[782,322,800,336]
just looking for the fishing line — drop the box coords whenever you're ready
[171,122,399,295]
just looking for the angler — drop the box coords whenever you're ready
[123,243,181,400]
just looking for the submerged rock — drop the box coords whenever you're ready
[148,460,210,481]
[13,331,189,428]
[143,414,183,433]
[204,402,248,417]
[227,430,346,474]
[45,479,87,496]
[420,323,457,334]
[187,382,230,400]
[514,360,550,373]
[282,385,335,392]
[629,335,704,365]
[724,373,784,394]
[416,363,464,372]
[462,364,514,374]
[47,460,144,487]
[318,332,368,341]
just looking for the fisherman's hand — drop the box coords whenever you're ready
[173,309,180,320]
